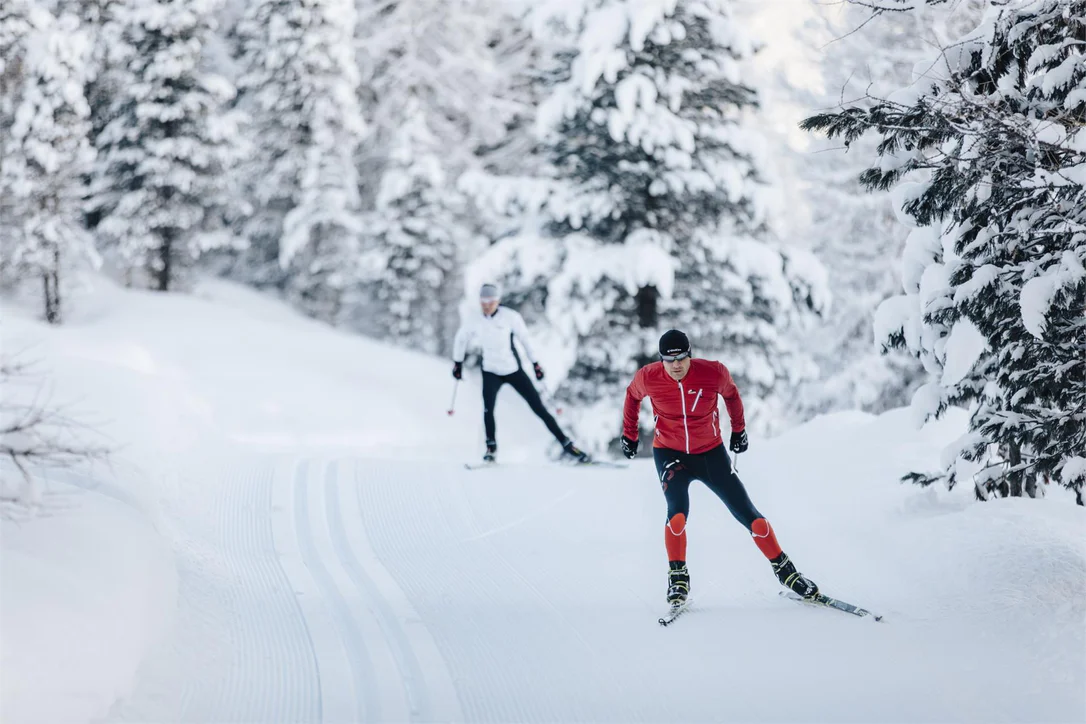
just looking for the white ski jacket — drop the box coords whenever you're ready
[452,306,538,376]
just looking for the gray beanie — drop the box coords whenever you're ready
[479,283,500,299]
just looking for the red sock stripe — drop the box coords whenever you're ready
[665,513,687,562]
[750,518,782,559]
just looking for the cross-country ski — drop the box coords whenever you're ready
[779,590,884,621]
[658,597,694,626]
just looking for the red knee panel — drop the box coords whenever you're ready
[750,517,782,559]
[665,513,687,562]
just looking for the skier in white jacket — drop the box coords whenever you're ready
[452,283,589,464]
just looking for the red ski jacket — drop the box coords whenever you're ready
[622,359,745,455]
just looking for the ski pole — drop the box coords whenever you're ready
[447,380,459,416]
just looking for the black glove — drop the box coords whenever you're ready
[452,361,463,380]
[621,435,639,459]
[533,362,544,380]
[729,429,748,454]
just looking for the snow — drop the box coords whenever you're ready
[941,318,987,387]
[909,381,943,428]
[1063,457,1086,485]
[2,275,1084,723]
[1020,249,1086,339]
[1,474,177,724]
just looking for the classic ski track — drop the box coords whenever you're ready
[275,458,386,722]
[359,464,561,722]
[230,463,319,723]
[332,458,463,723]
[117,459,320,723]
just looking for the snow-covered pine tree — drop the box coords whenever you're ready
[352,96,472,354]
[76,0,128,149]
[804,0,1086,504]
[0,3,98,323]
[88,0,243,292]
[350,0,528,354]
[0,0,33,268]
[234,0,366,320]
[783,3,949,419]
[466,0,825,450]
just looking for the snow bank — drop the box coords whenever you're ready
[0,476,177,724]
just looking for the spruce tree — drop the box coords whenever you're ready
[89,0,243,292]
[235,0,366,320]
[353,97,472,354]
[804,0,1086,503]
[351,0,526,354]
[0,3,98,323]
[467,0,825,448]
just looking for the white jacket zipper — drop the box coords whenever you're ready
[691,389,704,411]
[678,380,690,453]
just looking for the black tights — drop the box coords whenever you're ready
[653,444,763,531]
[482,370,566,445]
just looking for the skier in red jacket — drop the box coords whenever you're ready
[621,329,819,606]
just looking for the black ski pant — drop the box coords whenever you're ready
[482,369,566,445]
[653,444,763,531]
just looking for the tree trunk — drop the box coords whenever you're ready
[1024,470,1038,499]
[157,229,172,291]
[43,272,59,324]
[1007,442,1024,497]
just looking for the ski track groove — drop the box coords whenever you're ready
[358,464,532,722]
[137,460,320,724]
[335,458,466,723]
[221,462,318,723]
[358,460,623,723]
[252,461,320,723]
[326,467,426,720]
[292,459,380,723]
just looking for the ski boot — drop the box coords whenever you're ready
[771,552,818,599]
[483,440,496,463]
[667,561,690,604]
[561,440,589,463]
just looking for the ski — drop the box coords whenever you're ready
[779,590,883,621]
[658,597,693,626]
[566,459,628,469]
[463,459,627,471]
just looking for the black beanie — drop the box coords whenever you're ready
[659,329,690,356]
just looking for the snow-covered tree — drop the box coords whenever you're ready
[352,97,475,353]
[804,0,1086,504]
[783,1,990,419]
[350,0,530,353]
[0,3,98,323]
[466,0,826,450]
[75,0,128,145]
[234,0,366,320]
[88,0,244,292]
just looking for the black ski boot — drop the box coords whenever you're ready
[667,561,690,604]
[562,440,589,463]
[483,440,496,463]
[771,553,818,599]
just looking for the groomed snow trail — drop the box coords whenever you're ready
[6,280,1082,723]
[112,446,1085,724]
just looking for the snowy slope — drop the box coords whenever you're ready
[2,275,1083,724]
